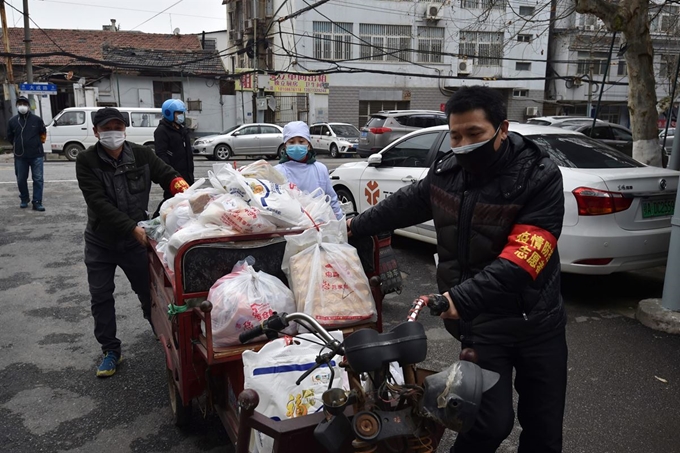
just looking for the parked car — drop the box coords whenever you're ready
[192,123,284,161]
[46,107,162,161]
[332,124,679,275]
[309,123,360,158]
[660,128,675,154]
[358,110,447,157]
[553,121,633,156]
[526,115,603,126]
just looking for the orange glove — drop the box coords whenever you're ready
[170,177,190,195]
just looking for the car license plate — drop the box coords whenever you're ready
[642,198,675,218]
[361,131,368,138]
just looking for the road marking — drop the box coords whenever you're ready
[0,179,78,184]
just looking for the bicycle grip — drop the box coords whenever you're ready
[239,324,264,344]
[427,294,450,316]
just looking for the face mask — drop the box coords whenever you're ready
[98,131,126,150]
[175,114,185,124]
[452,126,503,175]
[286,144,308,161]
[17,105,29,114]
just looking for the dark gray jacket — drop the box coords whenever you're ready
[6,112,46,159]
[351,132,566,345]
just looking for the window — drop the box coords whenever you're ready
[519,6,535,16]
[582,126,614,140]
[617,59,627,76]
[359,24,412,62]
[578,13,600,28]
[309,125,321,135]
[459,31,503,66]
[654,6,680,33]
[130,112,162,128]
[403,115,445,127]
[89,111,130,125]
[202,38,217,51]
[237,126,260,135]
[530,135,643,169]
[56,111,85,126]
[153,81,183,108]
[187,100,202,112]
[460,0,505,9]
[515,62,531,71]
[513,89,529,97]
[577,51,609,75]
[517,34,532,43]
[313,22,353,60]
[260,126,281,135]
[381,132,439,167]
[417,27,444,63]
[359,101,410,127]
[320,125,331,135]
[612,127,632,141]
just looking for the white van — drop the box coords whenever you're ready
[46,107,163,161]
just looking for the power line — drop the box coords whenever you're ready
[131,0,184,31]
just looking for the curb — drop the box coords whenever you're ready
[636,298,680,335]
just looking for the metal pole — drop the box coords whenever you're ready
[586,49,593,119]
[661,55,680,155]
[667,108,680,170]
[661,127,680,311]
[0,0,18,116]
[22,0,31,83]
[590,31,617,136]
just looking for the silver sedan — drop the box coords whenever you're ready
[193,123,285,161]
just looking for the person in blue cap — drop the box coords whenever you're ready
[274,121,343,220]
[153,99,194,216]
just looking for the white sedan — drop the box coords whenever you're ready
[331,124,679,275]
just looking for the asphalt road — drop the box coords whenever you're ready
[1,154,679,453]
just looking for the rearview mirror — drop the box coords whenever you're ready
[367,154,382,167]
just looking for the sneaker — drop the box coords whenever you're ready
[96,351,122,378]
[32,202,45,212]
[20,201,28,209]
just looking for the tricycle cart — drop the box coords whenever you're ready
[148,230,402,449]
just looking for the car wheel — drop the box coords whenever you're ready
[335,187,357,213]
[64,143,84,161]
[213,144,232,161]
[330,144,339,158]
[272,144,285,160]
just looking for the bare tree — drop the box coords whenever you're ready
[574,0,662,165]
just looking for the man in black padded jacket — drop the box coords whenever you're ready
[348,86,567,453]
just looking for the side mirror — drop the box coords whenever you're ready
[233,131,241,136]
[325,131,331,136]
[367,154,382,167]
[52,121,59,127]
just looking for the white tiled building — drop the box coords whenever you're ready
[547,1,680,127]
[224,0,551,127]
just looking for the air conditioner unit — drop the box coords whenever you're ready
[525,106,539,117]
[185,117,199,130]
[457,58,472,76]
[426,3,442,20]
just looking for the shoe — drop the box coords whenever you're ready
[96,351,122,378]
[20,201,28,209]
[32,202,45,212]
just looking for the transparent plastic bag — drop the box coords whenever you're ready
[240,159,288,185]
[208,256,297,347]
[138,217,165,242]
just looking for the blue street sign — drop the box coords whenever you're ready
[19,83,57,94]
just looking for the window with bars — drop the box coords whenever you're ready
[577,51,609,75]
[152,81,183,108]
[517,34,532,43]
[460,0,505,9]
[617,59,627,76]
[458,31,503,66]
[313,22,353,60]
[359,24,412,62]
[660,55,679,79]
[417,27,444,63]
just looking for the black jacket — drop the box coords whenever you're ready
[351,132,566,345]
[6,112,46,159]
[154,118,194,184]
[76,141,180,250]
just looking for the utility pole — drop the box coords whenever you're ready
[23,0,33,112]
[0,0,18,116]
[586,49,594,118]
[253,0,267,123]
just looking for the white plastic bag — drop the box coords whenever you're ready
[208,257,297,347]
[164,220,234,271]
[243,330,347,453]
[197,194,276,234]
[283,221,376,328]
[240,159,288,185]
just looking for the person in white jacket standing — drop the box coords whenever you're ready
[275,121,344,220]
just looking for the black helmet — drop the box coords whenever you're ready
[418,360,499,433]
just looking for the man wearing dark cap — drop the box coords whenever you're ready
[6,96,47,211]
[76,107,190,378]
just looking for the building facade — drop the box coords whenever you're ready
[224,0,550,127]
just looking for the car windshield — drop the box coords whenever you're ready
[332,125,360,137]
[222,125,240,135]
[527,119,551,125]
[527,134,644,169]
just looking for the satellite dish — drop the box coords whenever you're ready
[173,28,180,35]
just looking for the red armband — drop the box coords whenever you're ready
[170,177,190,195]
[498,224,557,280]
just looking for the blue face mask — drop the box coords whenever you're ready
[286,144,308,161]
[175,114,185,124]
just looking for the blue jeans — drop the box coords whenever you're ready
[14,156,44,203]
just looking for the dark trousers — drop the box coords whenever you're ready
[452,329,568,453]
[14,156,44,203]
[84,239,151,355]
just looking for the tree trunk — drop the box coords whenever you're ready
[624,0,661,166]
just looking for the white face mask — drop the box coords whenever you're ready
[17,105,29,114]
[98,130,126,150]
